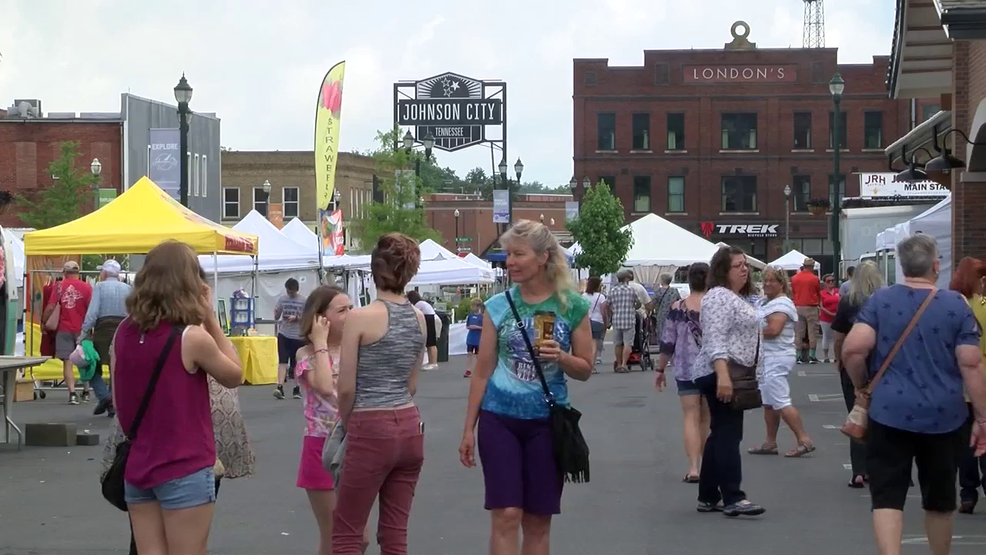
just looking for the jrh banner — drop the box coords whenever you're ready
[314,61,346,210]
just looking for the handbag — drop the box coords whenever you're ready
[504,290,590,483]
[727,335,763,411]
[841,288,936,442]
[43,284,62,332]
[321,419,347,484]
[101,325,182,511]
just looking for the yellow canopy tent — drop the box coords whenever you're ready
[24,176,258,255]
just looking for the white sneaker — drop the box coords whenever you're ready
[422,363,438,371]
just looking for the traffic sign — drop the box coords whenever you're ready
[455,237,472,242]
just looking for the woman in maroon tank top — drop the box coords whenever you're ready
[112,241,244,555]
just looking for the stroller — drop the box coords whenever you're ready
[613,312,654,372]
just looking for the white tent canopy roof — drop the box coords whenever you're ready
[408,256,495,286]
[769,249,820,271]
[418,239,458,261]
[198,210,318,273]
[570,213,724,266]
[281,218,318,250]
[461,252,491,269]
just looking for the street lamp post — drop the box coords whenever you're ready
[454,209,461,253]
[332,188,341,211]
[262,179,272,218]
[174,74,193,207]
[90,157,102,211]
[783,184,791,253]
[829,73,845,276]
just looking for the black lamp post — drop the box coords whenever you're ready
[404,131,434,182]
[174,74,193,207]
[829,72,845,276]
[783,184,791,253]
[454,208,461,253]
[91,157,102,211]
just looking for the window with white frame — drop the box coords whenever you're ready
[201,155,207,197]
[193,154,200,196]
[223,187,240,219]
[283,187,299,219]
[253,187,269,217]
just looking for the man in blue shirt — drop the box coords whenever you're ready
[82,259,131,417]
[843,234,986,555]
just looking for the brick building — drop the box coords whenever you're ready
[220,150,375,249]
[424,192,572,256]
[886,1,986,265]
[572,21,932,268]
[0,103,122,228]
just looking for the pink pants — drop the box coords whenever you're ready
[332,406,424,555]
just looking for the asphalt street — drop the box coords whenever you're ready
[2,351,986,554]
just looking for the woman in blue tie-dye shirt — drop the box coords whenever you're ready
[458,220,594,555]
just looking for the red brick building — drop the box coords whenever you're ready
[887,1,986,265]
[572,21,930,267]
[424,192,572,256]
[0,103,122,228]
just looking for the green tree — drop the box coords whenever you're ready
[349,127,442,250]
[15,141,97,229]
[566,181,632,276]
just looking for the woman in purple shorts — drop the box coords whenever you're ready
[459,220,594,555]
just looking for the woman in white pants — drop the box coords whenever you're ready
[747,266,816,458]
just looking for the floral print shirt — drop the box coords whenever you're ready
[693,287,763,376]
[296,352,340,438]
[660,300,704,382]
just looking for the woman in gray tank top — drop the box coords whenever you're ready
[333,233,427,555]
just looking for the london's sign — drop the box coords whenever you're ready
[701,222,779,238]
[394,72,506,152]
[683,65,799,84]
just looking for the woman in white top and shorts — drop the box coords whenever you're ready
[582,276,608,368]
[407,291,439,370]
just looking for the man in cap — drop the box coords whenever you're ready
[82,259,131,415]
[791,257,822,364]
[52,260,92,405]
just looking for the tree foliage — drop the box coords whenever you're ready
[566,181,632,276]
[15,141,97,230]
[348,127,441,250]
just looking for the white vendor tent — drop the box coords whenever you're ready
[880,195,952,289]
[3,228,25,287]
[419,239,458,261]
[408,256,495,286]
[769,249,820,272]
[200,210,319,273]
[282,218,319,252]
[460,252,492,269]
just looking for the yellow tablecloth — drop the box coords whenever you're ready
[229,336,278,385]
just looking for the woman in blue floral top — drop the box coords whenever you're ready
[657,263,711,483]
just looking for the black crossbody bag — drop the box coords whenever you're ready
[101,326,183,511]
[504,291,590,483]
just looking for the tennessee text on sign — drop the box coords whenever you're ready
[315,61,346,210]
[701,222,779,238]
[148,128,181,200]
[857,173,949,198]
[394,72,506,152]
[682,65,798,84]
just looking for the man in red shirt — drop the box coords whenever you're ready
[790,257,822,364]
[52,261,93,404]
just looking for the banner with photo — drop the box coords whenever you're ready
[492,190,510,224]
[148,128,181,201]
[314,61,347,210]
[319,209,345,256]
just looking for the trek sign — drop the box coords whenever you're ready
[701,222,779,238]
[394,72,506,152]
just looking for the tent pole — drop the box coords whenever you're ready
[316,211,326,285]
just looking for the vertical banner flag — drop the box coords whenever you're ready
[148,128,181,201]
[492,190,510,224]
[314,61,346,210]
[319,209,345,256]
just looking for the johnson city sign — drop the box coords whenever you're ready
[701,222,779,238]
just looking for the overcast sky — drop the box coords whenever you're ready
[1,0,894,186]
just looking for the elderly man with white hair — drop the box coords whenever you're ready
[81,258,131,417]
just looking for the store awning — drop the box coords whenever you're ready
[24,177,258,255]
[884,109,952,167]
[938,1,986,40]
[888,0,955,99]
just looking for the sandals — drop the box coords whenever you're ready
[848,474,865,489]
[784,442,817,458]
[747,443,778,455]
[683,473,700,483]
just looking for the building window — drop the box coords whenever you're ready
[201,155,207,197]
[864,111,883,149]
[792,175,811,212]
[654,62,670,85]
[667,176,685,213]
[223,187,240,220]
[584,71,598,86]
[810,62,825,84]
[597,113,616,151]
[632,113,650,150]
[793,112,812,149]
[253,187,269,217]
[192,154,200,197]
[721,113,757,150]
[829,111,848,149]
[633,176,651,213]
[922,104,941,123]
[598,176,616,189]
[721,175,757,212]
[283,186,299,219]
[667,113,685,150]
[828,174,846,211]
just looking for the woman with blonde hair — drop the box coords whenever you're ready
[459,220,594,554]
[830,260,884,487]
[111,240,244,555]
[747,266,815,457]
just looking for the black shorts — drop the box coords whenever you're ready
[424,314,438,347]
[866,419,965,512]
[277,334,306,368]
[467,345,479,354]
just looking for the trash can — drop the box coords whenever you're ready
[436,310,451,363]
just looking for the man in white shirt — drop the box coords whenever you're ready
[627,270,654,315]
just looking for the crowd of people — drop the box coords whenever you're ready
[28,215,985,554]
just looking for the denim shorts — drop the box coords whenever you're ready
[676,378,701,396]
[125,466,216,510]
